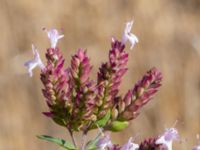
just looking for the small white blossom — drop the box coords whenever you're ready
[120,137,139,150]
[122,20,139,49]
[156,128,179,150]
[192,134,200,150]
[96,133,112,150]
[192,146,200,150]
[44,28,64,48]
[24,45,44,77]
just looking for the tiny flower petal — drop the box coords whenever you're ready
[126,33,139,49]
[192,146,200,150]
[44,28,64,48]
[120,137,139,150]
[156,128,179,150]
[122,20,139,49]
[192,134,200,150]
[24,45,44,77]
[97,133,113,150]
[125,21,134,33]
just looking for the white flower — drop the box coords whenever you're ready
[192,134,200,150]
[96,133,112,150]
[44,28,64,48]
[192,146,200,150]
[120,137,139,150]
[155,128,179,150]
[122,20,139,49]
[24,45,44,77]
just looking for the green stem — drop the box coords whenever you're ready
[68,129,78,148]
[81,132,87,150]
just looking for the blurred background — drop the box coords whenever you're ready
[0,0,200,149]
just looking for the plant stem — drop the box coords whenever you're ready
[69,129,78,148]
[81,131,87,150]
[93,131,102,142]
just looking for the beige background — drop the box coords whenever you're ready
[0,0,200,149]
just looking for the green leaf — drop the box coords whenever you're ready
[86,140,98,150]
[86,134,101,150]
[96,110,111,127]
[37,135,76,150]
[85,111,111,149]
[108,120,129,132]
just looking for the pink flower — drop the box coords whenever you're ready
[24,45,44,77]
[97,133,113,150]
[121,20,139,49]
[120,137,139,150]
[44,28,64,48]
[155,128,179,150]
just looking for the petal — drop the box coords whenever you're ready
[32,46,45,69]
[156,136,166,145]
[192,146,200,150]
[58,34,64,39]
[120,137,139,150]
[127,34,139,49]
[97,133,112,150]
[45,28,64,48]
[24,45,44,77]
[121,20,138,49]
[125,20,134,34]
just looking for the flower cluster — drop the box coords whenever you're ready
[25,21,161,133]
[24,21,199,150]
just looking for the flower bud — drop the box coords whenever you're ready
[111,107,118,120]
[118,101,126,113]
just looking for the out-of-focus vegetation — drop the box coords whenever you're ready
[0,0,199,149]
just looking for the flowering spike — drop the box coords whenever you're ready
[94,38,129,122]
[40,47,71,127]
[69,49,96,130]
[155,128,179,150]
[116,67,162,121]
[24,44,44,77]
[44,28,64,48]
[121,20,139,49]
[109,39,129,97]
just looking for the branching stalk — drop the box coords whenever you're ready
[81,132,87,150]
[68,129,78,148]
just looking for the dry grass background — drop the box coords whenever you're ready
[0,0,200,149]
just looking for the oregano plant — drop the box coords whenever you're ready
[24,20,199,150]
